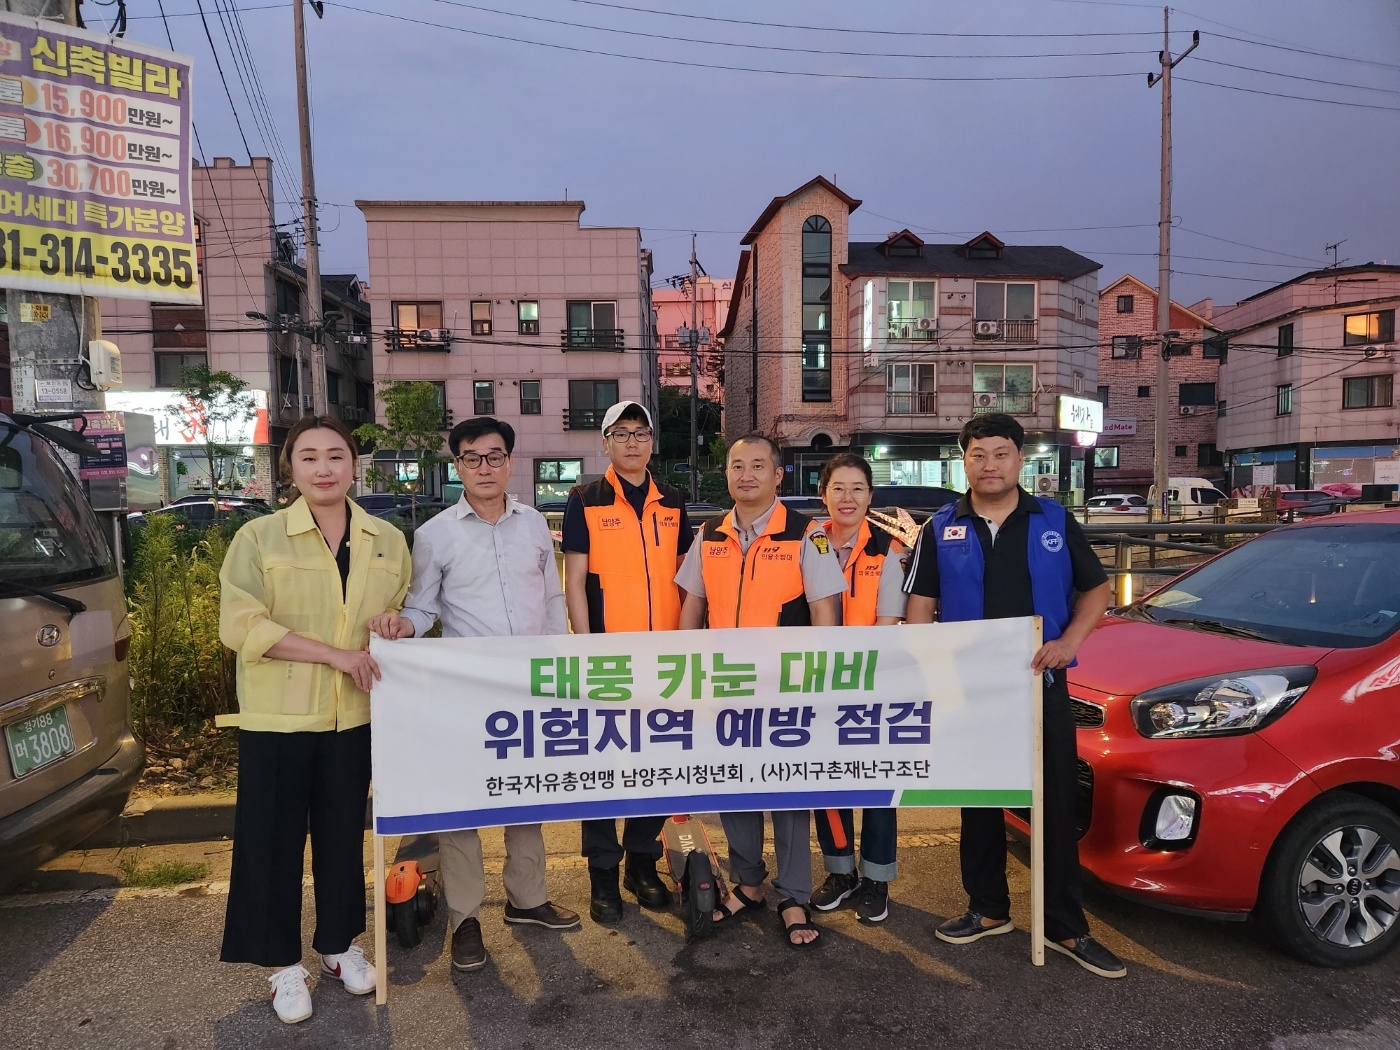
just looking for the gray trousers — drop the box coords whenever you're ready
[440,824,548,931]
[719,810,813,905]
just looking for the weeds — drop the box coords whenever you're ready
[117,854,209,888]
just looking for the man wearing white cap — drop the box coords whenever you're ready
[561,400,695,923]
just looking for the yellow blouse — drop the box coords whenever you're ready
[217,498,411,733]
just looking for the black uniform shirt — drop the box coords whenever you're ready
[904,488,1107,618]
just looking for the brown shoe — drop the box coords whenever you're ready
[503,901,581,929]
[451,917,487,971]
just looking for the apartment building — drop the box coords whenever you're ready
[1093,274,1225,494]
[720,176,1102,495]
[100,157,372,503]
[1213,265,1400,494]
[355,199,657,506]
[653,275,731,401]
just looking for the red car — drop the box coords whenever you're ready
[1056,510,1400,967]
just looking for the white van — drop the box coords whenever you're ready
[1149,476,1228,521]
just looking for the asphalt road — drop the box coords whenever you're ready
[2,815,1398,1050]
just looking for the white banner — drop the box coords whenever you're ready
[369,619,1040,835]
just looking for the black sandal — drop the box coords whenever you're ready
[712,885,766,925]
[777,898,821,950]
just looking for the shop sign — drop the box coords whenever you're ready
[1056,395,1103,433]
[1103,417,1137,436]
[103,388,268,446]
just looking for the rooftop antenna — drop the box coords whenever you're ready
[1324,240,1347,268]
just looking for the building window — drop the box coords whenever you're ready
[1111,335,1141,359]
[1217,399,1227,417]
[326,371,340,405]
[1178,382,1217,406]
[1174,444,1188,458]
[1074,297,1086,323]
[474,380,495,415]
[518,300,539,335]
[1137,385,1151,398]
[1342,374,1394,409]
[534,458,583,505]
[1276,383,1293,415]
[1096,384,1110,404]
[1343,309,1395,346]
[152,305,207,349]
[565,301,622,349]
[1116,294,1134,314]
[566,378,619,429]
[1203,335,1227,360]
[886,363,936,415]
[1093,446,1119,468]
[275,278,301,321]
[429,381,451,429]
[886,280,935,340]
[801,215,832,402]
[973,281,1037,341]
[154,351,208,387]
[471,301,492,336]
[1277,323,1294,357]
[972,363,1035,414]
[519,379,541,415]
[1198,442,1223,468]
[278,355,300,406]
[394,301,443,330]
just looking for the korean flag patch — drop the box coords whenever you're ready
[942,525,968,541]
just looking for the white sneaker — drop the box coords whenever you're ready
[268,965,313,1024]
[321,944,377,995]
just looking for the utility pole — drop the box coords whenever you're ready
[688,235,700,501]
[293,0,327,415]
[5,0,102,419]
[1147,8,1198,508]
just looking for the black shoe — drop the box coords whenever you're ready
[1045,935,1127,979]
[451,917,487,971]
[589,865,623,924]
[934,910,1014,944]
[623,853,670,910]
[504,901,581,930]
[810,871,860,912]
[855,878,889,924]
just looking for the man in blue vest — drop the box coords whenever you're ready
[904,413,1124,979]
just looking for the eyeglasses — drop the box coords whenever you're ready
[456,450,508,469]
[606,428,653,444]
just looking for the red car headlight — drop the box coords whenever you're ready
[1129,666,1318,739]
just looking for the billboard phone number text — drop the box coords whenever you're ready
[0,223,192,289]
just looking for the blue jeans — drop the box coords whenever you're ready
[814,807,898,882]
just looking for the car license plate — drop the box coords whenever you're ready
[5,706,76,778]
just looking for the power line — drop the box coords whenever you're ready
[1204,30,1400,72]
[324,3,1147,83]
[1195,57,1400,97]
[1178,76,1400,113]
[1176,227,1326,265]
[222,0,303,200]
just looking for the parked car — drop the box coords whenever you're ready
[1149,476,1227,521]
[779,496,828,513]
[354,493,435,512]
[535,501,569,514]
[129,500,270,530]
[1,413,142,888]
[168,493,270,512]
[685,502,725,515]
[371,500,452,537]
[871,485,961,517]
[1037,511,1400,966]
[1275,489,1354,522]
[1084,494,1150,523]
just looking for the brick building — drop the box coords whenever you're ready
[721,176,1103,496]
[1093,274,1225,494]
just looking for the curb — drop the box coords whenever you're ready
[79,792,238,849]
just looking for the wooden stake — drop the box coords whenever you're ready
[1030,617,1046,966]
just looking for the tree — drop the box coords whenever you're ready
[655,384,722,464]
[353,380,447,524]
[169,366,257,513]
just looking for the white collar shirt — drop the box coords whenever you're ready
[400,495,567,639]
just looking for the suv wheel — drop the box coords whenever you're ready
[1258,792,1400,967]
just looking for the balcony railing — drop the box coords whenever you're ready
[972,318,1037,342]
[385,328,452,352]
[886,391,938,415]
[971,392,1036,415]
[564,408,606,430]
[886,319,938,341]
[561,328,625,351]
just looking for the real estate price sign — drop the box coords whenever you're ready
[0,15,197,302]
[370,619,1040,833]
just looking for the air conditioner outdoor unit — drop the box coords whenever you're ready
[1034,474,1058,495]
[302,394,314,410]
[418,328,450,342]
[1180,405,1197,415]
[974,392,998,409]
[346,333,369,346]
[917,317,937,331]
[975,320,1001,337]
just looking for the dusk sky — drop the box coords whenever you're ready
[136,0,1399,310]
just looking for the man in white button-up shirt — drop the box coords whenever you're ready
[368,417,578,973]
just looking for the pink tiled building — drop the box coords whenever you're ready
[355,199,657,506]
[1093,274,1225,494]
[653,275,731,401]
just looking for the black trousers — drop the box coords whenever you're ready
[959,673,1089,943]
[220,725,372,967]
[581,815,666,869]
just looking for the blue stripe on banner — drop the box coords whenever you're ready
[374,790,897,835]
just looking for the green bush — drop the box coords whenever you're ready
[126,515,236,739]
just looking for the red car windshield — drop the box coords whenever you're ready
[1137,522,1400,649]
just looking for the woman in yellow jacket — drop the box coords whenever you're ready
[217,415,411,1025]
